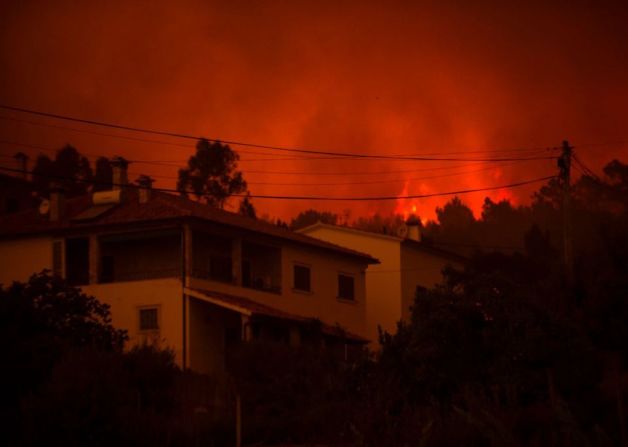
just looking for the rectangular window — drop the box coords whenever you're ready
[293,264,311,292]
[139,307,159,331]
[100,255,114,283]
[338,274,355,301]
[65,238,89,286]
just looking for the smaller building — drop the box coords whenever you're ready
[298,220,466,347]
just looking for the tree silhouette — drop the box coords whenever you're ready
[290,209,339,230]
[31,145,93,196]
[352,213,406,235]
[238,193,257,219]
[177,138,247,208]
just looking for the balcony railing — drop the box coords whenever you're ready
[100,267,180,283]
[193,268,281,294]
[192,268,234,284]
[243,282,282,295]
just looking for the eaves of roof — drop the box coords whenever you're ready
[0,189,378,264]
[186,287,369,343]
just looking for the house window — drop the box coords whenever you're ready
[139,307,159,331]
[293,264,311,292]
[100,255,114,283]
[338,274,355,301]
[65,237,89,286]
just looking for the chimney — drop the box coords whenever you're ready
[136,175,154,204]
[13,152,29,180]
[110,157,129,191]
[405,214,422,242]
[49,182,66,222]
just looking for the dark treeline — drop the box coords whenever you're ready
[290,159,628,259]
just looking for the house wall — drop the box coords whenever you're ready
[0,236,53,285]
[0,236,187,365]
[189,243,368,339]
[188,297,240,374]
[298,226,402,347]
[82,278,185,365]
[399,246,462,321]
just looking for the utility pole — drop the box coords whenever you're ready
[558,140,574,286]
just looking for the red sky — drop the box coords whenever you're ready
[1,1,627,222]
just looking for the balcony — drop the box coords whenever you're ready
[241,241,281,294]
[98,230,181,283]
[190,232,282,294]
[192,232,234,284]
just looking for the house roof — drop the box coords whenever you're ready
[0,188,378,263]
[185,287,369,343]
[298,221,467,263]
[299,221,403,242]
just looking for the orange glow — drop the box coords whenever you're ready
[0,2,626,222]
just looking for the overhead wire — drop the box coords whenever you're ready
[0,165,556,201]
[0,114,554,162]
[0,104,558,162]
[126,159,553,187]
[0,137,552,176]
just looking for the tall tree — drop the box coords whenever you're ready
[177,138,247,208]
[238,193,257,219]
[31,145,93,196]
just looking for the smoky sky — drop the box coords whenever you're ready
[1,0,627,221]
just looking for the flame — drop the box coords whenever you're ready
[394,181,439,222]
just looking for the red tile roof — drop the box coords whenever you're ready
[187,287,369,343]
[0,189,378,263]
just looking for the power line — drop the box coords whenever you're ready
[127,160,545,187]
[0,165,555,201]
[572,152,599,179]
[0,137,551,176]
[0,114,554,162]
[246,176,556,201]
[0,104,558,162]
[0,115,353,162]
[1,142,550,187]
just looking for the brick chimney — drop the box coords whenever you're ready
[136,175,154,204]
[110,157,129,191]
[13,152,29,180]
[405,214,422,242]
[49,182,65,222]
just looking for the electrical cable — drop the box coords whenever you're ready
[0,165,556,201]
[0,105,558,162]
